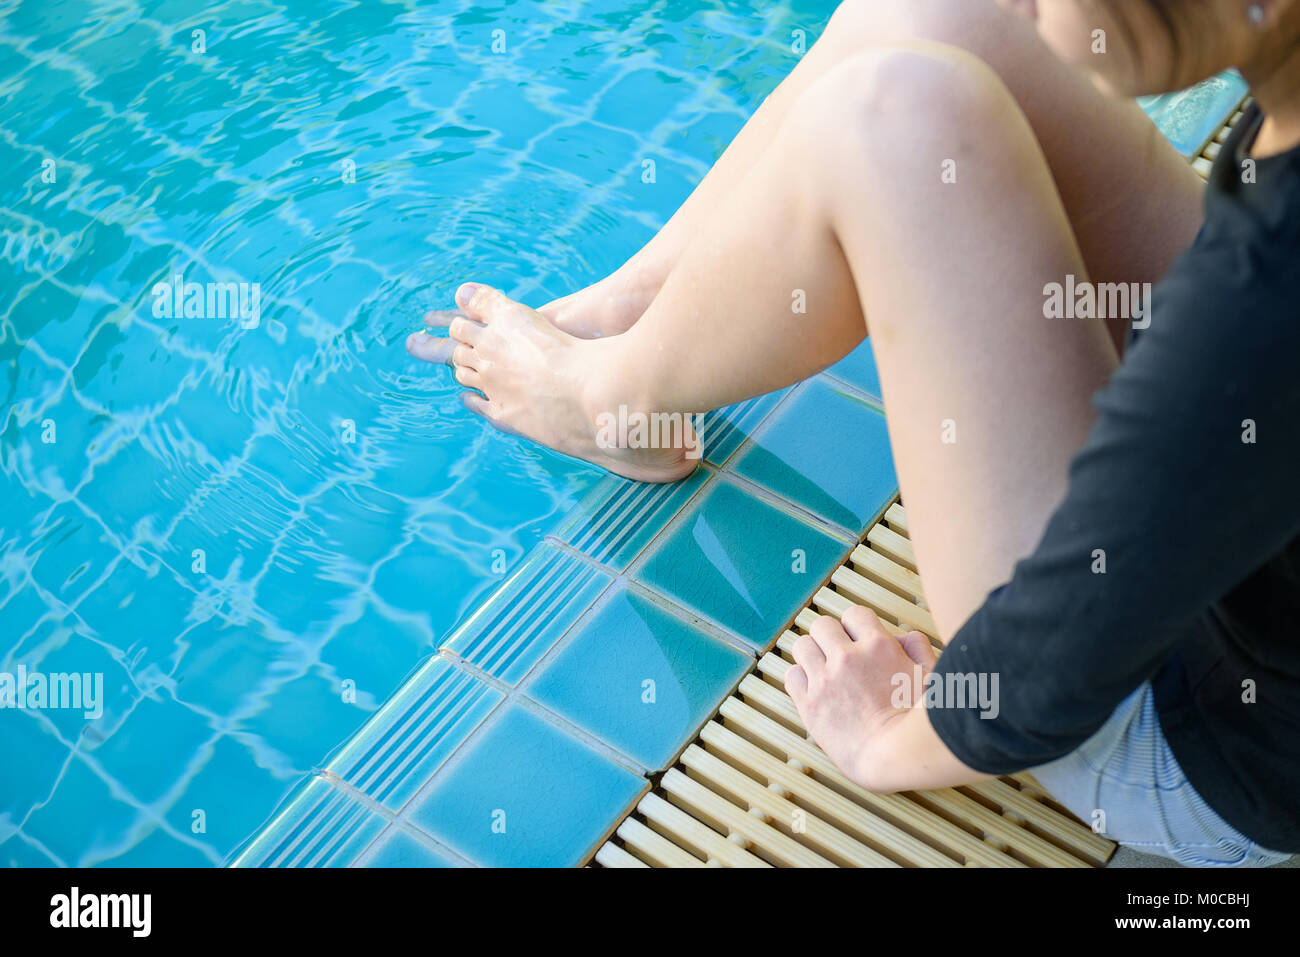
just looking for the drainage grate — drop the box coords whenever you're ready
[590,502,1115,868]
[1193,101,1250,180]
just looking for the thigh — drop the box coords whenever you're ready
[827,0,1205,351]
[823,45,1121,638]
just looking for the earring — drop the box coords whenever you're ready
[1248,2,1267,25]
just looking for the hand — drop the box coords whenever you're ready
[786,605,938,791]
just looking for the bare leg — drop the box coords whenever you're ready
[428,43,1209,793]
[445,43,1122,638]
[537,0,1203,354]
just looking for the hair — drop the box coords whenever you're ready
[1088,0,1194,90]
[1088,0,1300,89]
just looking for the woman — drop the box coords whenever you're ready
[409,0,1300,866]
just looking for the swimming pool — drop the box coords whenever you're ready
[0,0,847,866]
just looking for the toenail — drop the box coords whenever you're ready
[455,283,481,308]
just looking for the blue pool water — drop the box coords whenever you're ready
[0,0,839,865]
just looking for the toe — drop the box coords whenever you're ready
[453,364,482,391]
[459,391,523,438]
[406,331,455,364]
[452,343,477,370]
[456,282,514,325]
[423,309,466,329]
[448,315,485,347]
[460,390,491,418]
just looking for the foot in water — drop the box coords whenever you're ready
[405,283,698,484]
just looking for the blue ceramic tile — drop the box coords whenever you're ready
[730,378,897,535]
[25,500,121,607]
[827,340,882,400]
[318,604,436,711]
[405,703,646,867]
[701,389,789,466]
[0,707,75,832]
[82,694,214,806]
[439,545,611,684]
[525,587,751,770]
[1139,70,1248,157]
[554,468,711,571]
[633,481,849,651]
[327,655,503,812]
[96,829,217,867]
[0,834,60,868]
[231,775,387,868]
[20,757,145,867]
[356,825,458,868]
[239,668,377,775]
[166,734,295,863]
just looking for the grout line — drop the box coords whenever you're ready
[817,369,886,410]
[712,469,864,545]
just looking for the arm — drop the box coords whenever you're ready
[911,265,1300,782]
[789,246,1300,794]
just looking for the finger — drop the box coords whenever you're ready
[424,309,467,330]
[898,630,938,671]
[792,632,825,677]
[448,314,485,347]
[455,282,509,324]
[785,664,809,703]
[406,331,456,364]
[840,604,889,643]
[809,614,852,660]
[451,343,477,371]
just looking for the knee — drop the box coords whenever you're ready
[788,45,1025,167]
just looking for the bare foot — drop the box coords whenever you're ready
[536,263,660,340]
[406,283,698,484]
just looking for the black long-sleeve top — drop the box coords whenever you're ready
[927,103,1300,852]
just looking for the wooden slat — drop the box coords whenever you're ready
[720,697,1020,867]
[699,720,959,867]
[636,791,767,867]
[680,743,897,867]
[660,768,833,867]
[963,778,1113,865]
[866,523,916,569]
[831,565,938,636]
[884,502,909,535]
[614,816,706,868]
[809,587,908,635]
[908,787,1088,868]
[848,543,925,603]
[740,664,1096,866]
[593,842,647,868]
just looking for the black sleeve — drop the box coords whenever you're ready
[926,249,1300,773]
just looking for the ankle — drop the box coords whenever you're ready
[580,337,656,432]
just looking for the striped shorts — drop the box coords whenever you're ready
[1028,681,1292,867]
